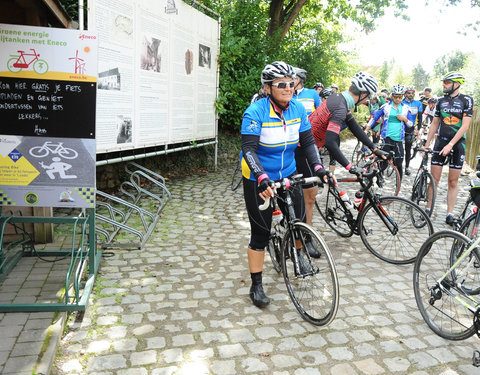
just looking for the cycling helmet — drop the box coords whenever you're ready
[405,86,415,92]
[423,87,432,92]
[319,87,334,99]
[293,67,307,82]
[313,82,324,89]
[261,61,295,85]
[351,71,378,95]
[443,71,465,85]
[331,84,339,89]
[391,84,405,95]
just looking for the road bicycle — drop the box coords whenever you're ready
[7,48,48,74]
[260,174,339,326]
[230,159,242,191]
[351,132,373,168]
[410,148,437,215]
[29,141,78,159]
[413,231,480,341]
[409,123,429,161]
[316,168,433,264]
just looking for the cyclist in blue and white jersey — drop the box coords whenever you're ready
[241,61,331,308]
[402,86,423,175]
[293,67,321,115]
[424,72,474,225]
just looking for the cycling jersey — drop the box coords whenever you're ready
[368,102,412,141]
[435,93,474,140]
[309,92,375,168]
[293,87,321,116]
[402,98,423,131]
[241,97,319,181]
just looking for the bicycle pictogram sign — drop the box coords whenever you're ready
[7,48,49,74]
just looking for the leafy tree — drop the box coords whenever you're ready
[412,64,429,91]
[378,61,390,88]
[434,50,470,77]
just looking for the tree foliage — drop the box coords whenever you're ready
[434,50,471,77]
[412,64,429,91]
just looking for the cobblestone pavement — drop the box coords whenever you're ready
[1,139,479,375]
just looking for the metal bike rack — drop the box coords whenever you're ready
[0,208,101,312]
[95,162,171,249]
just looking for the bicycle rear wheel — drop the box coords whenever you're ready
[359,196,433,264]
[315,186,353,237]
[281,222,339,326]
[413,230,478,340]
[267,225,283,274]
[411,172,436,215]
[230,161,242,191]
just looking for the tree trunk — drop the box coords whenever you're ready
[267,0,307,38]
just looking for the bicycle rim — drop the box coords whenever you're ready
[411,173,436,215]
[267,227,283,274]
[281,223,339,326]
[359,196,433,264]
[230,162,242,191]
[315,188,353,237]
[413,230,477,340]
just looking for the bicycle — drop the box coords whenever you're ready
[7,48,48,74]
[316,168,433,264]
[351,131,373,168]
[413,231,480,340]
[410,148,437,216]
[409,124,429,161]
[260,174,339,326]
[230,159,242,191]
[452,156,480,231]
[456,170,480,241]
[29,141,78,159]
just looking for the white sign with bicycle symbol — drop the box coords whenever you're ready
[28,141,78,180]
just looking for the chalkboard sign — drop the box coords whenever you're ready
[0,77,96,139]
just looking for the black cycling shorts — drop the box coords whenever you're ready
[295,146,317,189]
[431,138,465,170]
[243,176,306,251]
[382,137,404,160]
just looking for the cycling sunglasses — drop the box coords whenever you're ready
[392,94,403,99]
[271,80,295,89]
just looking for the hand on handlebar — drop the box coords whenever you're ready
[315,167,337,187]
[258,177,275,200]
[349,165,364,177]
[373,148,389,160]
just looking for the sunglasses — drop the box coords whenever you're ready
[392,95,403,99]
[271,81,295,89]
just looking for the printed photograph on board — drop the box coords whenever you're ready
[199,44,211,68]
[140,35,162,72]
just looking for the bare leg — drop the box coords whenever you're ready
[247,248,265,273]
[447,168,461,214]
[303,186,318,226]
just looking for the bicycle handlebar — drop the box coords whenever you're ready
[258,176,321,211]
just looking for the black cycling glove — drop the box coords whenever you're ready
[258,178,274,193]
[348,166,363,176]
[314,167,331,182]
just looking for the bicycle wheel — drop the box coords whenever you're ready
[315,186,353,237]
[352,141,364,166]
[369,160,400,197]
[409,133,418,161]
[7,57,22,73]
[414,230,478,340]
[359,196,433,264]
[281,222,339,326]
[29,146,49,158]
[411,172,436,215]
[459,212,480,240]
[230,161,242,191]
[58,147,78,159]
[267,225,283,274]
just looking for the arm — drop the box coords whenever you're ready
[241,134,266,181]
[324,130,350,168]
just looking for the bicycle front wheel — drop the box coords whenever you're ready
[230,161,242,191]
[413,230,478,340]
[411,172,436,215]
[359,196,433,264]
[315,185,353,237]
[281,222,339,326]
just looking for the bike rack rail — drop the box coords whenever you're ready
[95,162,171,248]
[0,208,101,312]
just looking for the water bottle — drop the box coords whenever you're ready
[272,208,283,228]
[339,191,356,215]
[353,191,364,208]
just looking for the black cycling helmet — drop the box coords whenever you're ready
[261,61,295,85]
[313,82,324,89]
[319,87,334,99]
[293,67,307,83]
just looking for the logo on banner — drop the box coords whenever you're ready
[8,149,22,162]
[165,0,178,14]
[7,48,49,75]
[24,192,39,205]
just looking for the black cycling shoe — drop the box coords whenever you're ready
[446,214,454,226]
[405,168,411,176]
[249,284,270,307]
[305,240,321,258]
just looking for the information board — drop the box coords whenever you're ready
[0,24,97,208]
[89,0,219,153]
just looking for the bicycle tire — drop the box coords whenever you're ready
[359,196,433,264]
[413,230,478,340]
[267,224,283,274]
[315,185,354,237]
[230,161,242,191]
[411,172,436,216]
[459,197,476,223]
[409,133,418,161]
[369,160,400,197]
[459,212,480,241]
[29,146,49,158]
[58,147,78,159]
[280,222,339,326]
[7,57,22,73]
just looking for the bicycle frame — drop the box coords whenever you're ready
[12,49,40,68]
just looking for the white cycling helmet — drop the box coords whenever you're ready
[391,84,405,95]
[405,86,415,92]
[261,61,295,85]
[351,71,378,95]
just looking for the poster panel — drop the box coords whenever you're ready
[0,24,97,208]
[91,0,219,153]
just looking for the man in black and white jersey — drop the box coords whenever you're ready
[424,71,474,224]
